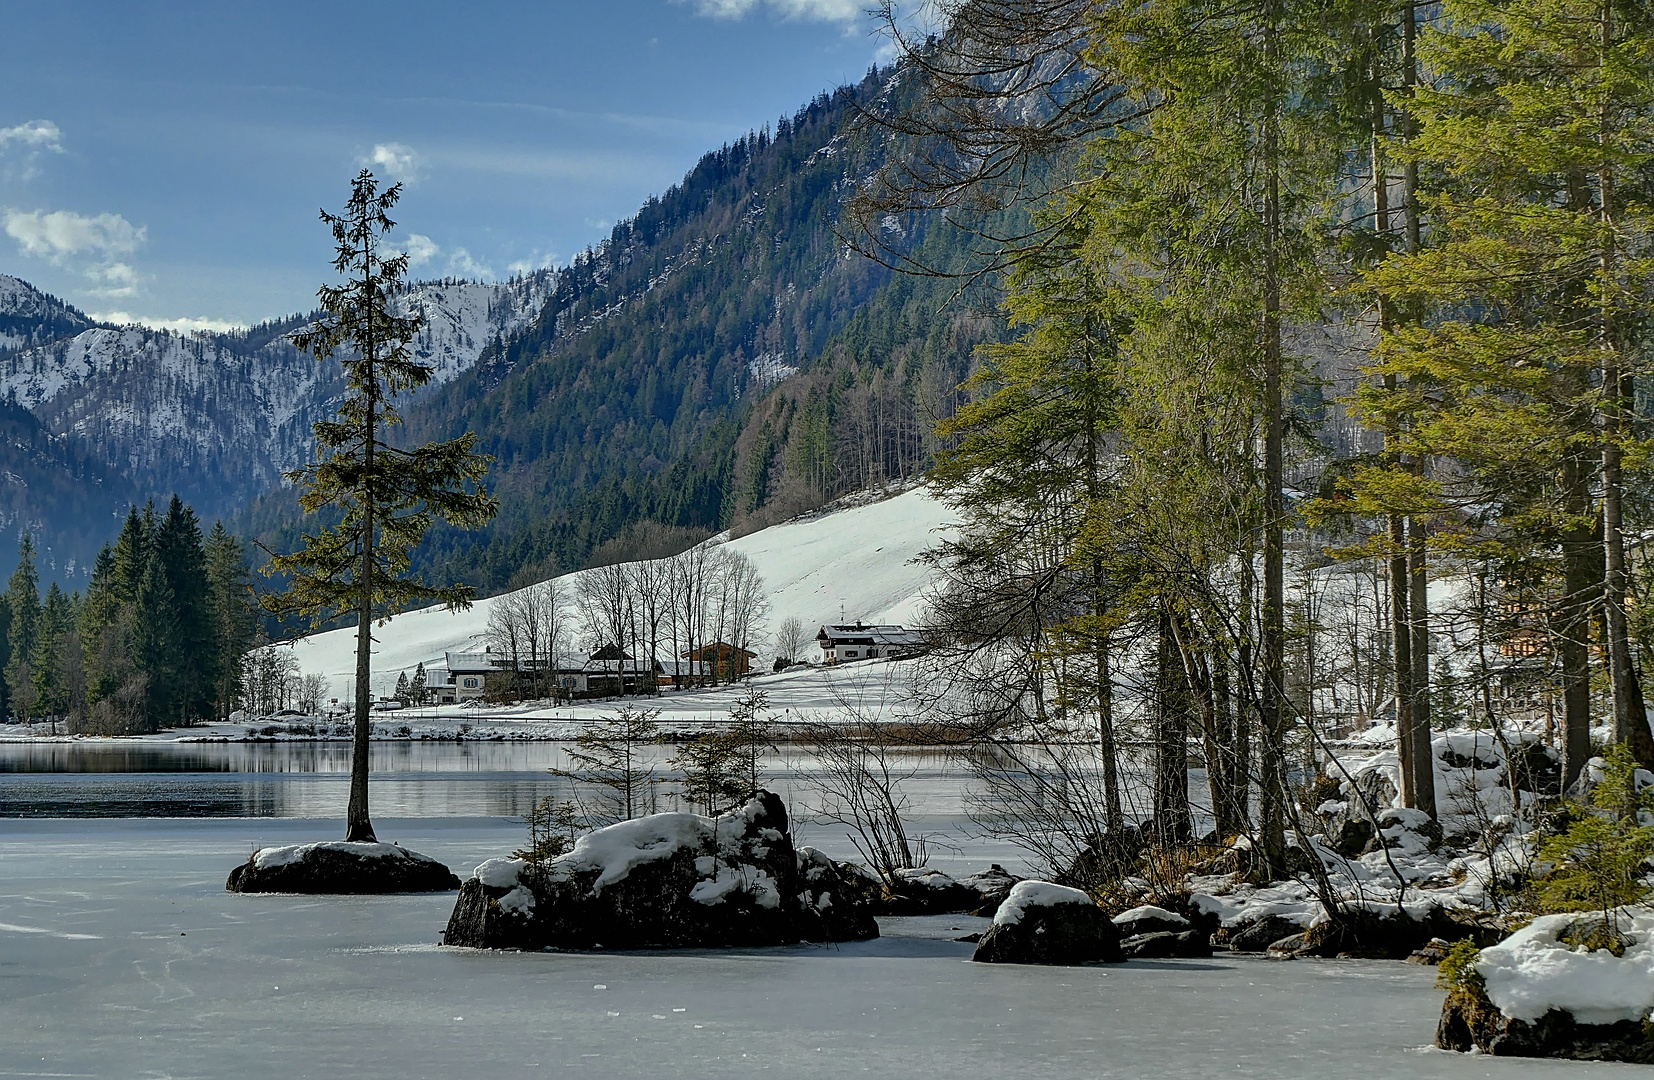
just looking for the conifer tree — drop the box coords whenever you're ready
[205,523,255,721]
[410,661,427,706]
[155,496,215,724]
[1084,0,1349,873]
[5,534,40,724]
[111,504,153,605]
[30,583,69,731]
[1359,0,1654,780]
[267,170,497,843]
[130,553,177,732]
[79,546,123,707]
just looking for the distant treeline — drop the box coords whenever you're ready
[2,496,258,733]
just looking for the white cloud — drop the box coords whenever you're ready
[507,250,560,276]
[4,208,145,262]
[4,207,148,297]
[0,120,63,153]
[90,311,245,335]
[0,120,66,181]
[403,232,439,268]
[445,247,493,280]
[83,261,140,298]
[367,142,420,183]
[684,0,866,21]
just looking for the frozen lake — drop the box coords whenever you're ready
[0,746,1633,1077]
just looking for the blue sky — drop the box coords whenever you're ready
[0,1,897,330]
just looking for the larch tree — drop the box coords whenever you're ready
[266,170,497,843]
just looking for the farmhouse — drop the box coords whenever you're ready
[815,622,926,664]
[426,649,496,703]
[682,641,757,681]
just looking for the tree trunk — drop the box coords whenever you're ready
[1172,609,1233,838]
[1595,1,1654,767]
[1389,517,1415,806]
[1154,608,1193,845]
[1258,9,1288,874]
[1408,523,1437,817]
[1559,456,1596,790]
[347,235,378,845]
[1212,640,1247,833]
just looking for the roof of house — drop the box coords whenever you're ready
[816,623,926,648]
[683,642,757,659]
[444,649,497,672]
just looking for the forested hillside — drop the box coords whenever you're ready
[247,65,1008,595]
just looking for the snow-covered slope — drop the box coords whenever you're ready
[0,272,555,516]
[0,275,95,355]
[287,486,955,699]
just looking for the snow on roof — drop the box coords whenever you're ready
[817,623,926,647]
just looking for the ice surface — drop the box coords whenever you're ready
[1477,909,1654,1025]
[0,817,1566,1080]
[994,881,1093,926]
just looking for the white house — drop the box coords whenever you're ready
[427,649,497,703]
[815,622,927,664]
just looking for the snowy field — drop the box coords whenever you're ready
[0,816,1605,1080]
[284,485,954,701]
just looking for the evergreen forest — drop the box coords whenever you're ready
[0,497,257,733]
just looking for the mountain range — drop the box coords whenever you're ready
[0,63,1001,593]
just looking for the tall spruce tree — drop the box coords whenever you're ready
[155,496,214,724]
[5,534,40,724]
[1085,0,1349,874]
[130,552,177,733]
[267,170,497,843]
[205,523,255,721]
[30,583,70,731]
[79,545,123,708]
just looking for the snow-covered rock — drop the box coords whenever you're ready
[1479,910,1654,1026]
[442,791,877,950]
[957,864,1022,916]
[880,866,983,916]
[1438,908,1654,1063]
[1112,904,1190,938]
[971,881,1123,965]
[225,840,461,894]
[1121,930,1212,960]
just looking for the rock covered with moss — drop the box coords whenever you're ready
[442,791,878,950]
[1436,909,1654,1063]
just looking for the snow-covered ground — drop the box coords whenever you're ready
[0,816,1512,1080]
[286,485,954,702]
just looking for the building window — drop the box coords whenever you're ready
[463,678,478,688]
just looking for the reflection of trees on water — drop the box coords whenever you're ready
[0,742,976,821]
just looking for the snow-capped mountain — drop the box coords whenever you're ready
[0,275,96,355]
[0,271,557,520]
